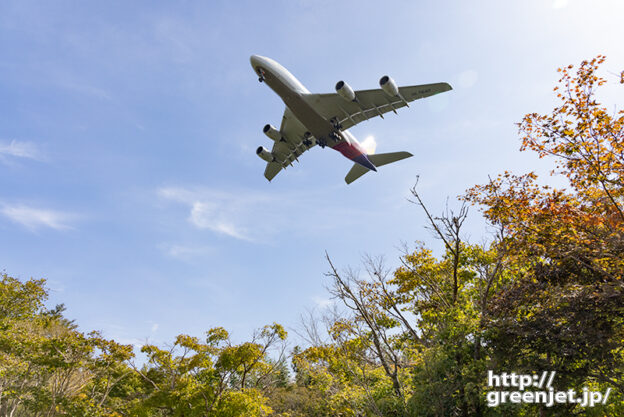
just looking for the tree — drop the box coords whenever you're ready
[3,56,623,417]
[392,191,510,417]
[465,56,624,415]
[132,324,286,416]
[0,273,137,417]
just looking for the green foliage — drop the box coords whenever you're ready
[132,323,287,416]
[0,274,285,416]
[2,56,623,417]
[0,274,137,417]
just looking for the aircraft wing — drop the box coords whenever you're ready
[302,82,452,131]
[263,107,316,181]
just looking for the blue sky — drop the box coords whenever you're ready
[1,0,623,348]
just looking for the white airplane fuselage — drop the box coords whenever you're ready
[250,55,377,171]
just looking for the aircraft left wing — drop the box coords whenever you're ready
[263,107,315,181]
[302,82,452,131]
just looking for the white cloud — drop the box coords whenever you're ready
[157,185,371,243]
[189,201,250,240]
[0,140,43,161]
[1,204,74,231]
[151,323,159,333]
[160,243,214,261]
[158,186,270,241]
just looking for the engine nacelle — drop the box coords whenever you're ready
[335,80,356,101]
[263,124,281,141]
[256,146,274,163]
[379,75,399,97]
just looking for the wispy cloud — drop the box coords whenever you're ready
[0,140,43,162]
[160,243,214,261]
[157,185,371,243]
[1,204,74,231]
[159,187,261,241]
[189,202,250,240]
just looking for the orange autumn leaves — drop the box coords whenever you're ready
[465,56,624,281]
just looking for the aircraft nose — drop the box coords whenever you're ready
[250,54,264,69]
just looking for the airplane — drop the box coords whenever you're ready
[250,55,452,184]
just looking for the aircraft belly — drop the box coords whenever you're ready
[267,69,341,144]
[283,95,332,139]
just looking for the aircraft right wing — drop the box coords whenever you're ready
[302,82,452,131]
[262,107,316,181]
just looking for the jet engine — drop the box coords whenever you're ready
[379,75,399,97]
[263,124,281,141]
[335,80,356,101]
[256,146,275,162]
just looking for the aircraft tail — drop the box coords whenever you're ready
[345,151,413,184]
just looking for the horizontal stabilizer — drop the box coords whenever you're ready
[368,151,413,167]
[345,163,370,184]
[344,151,413,184]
